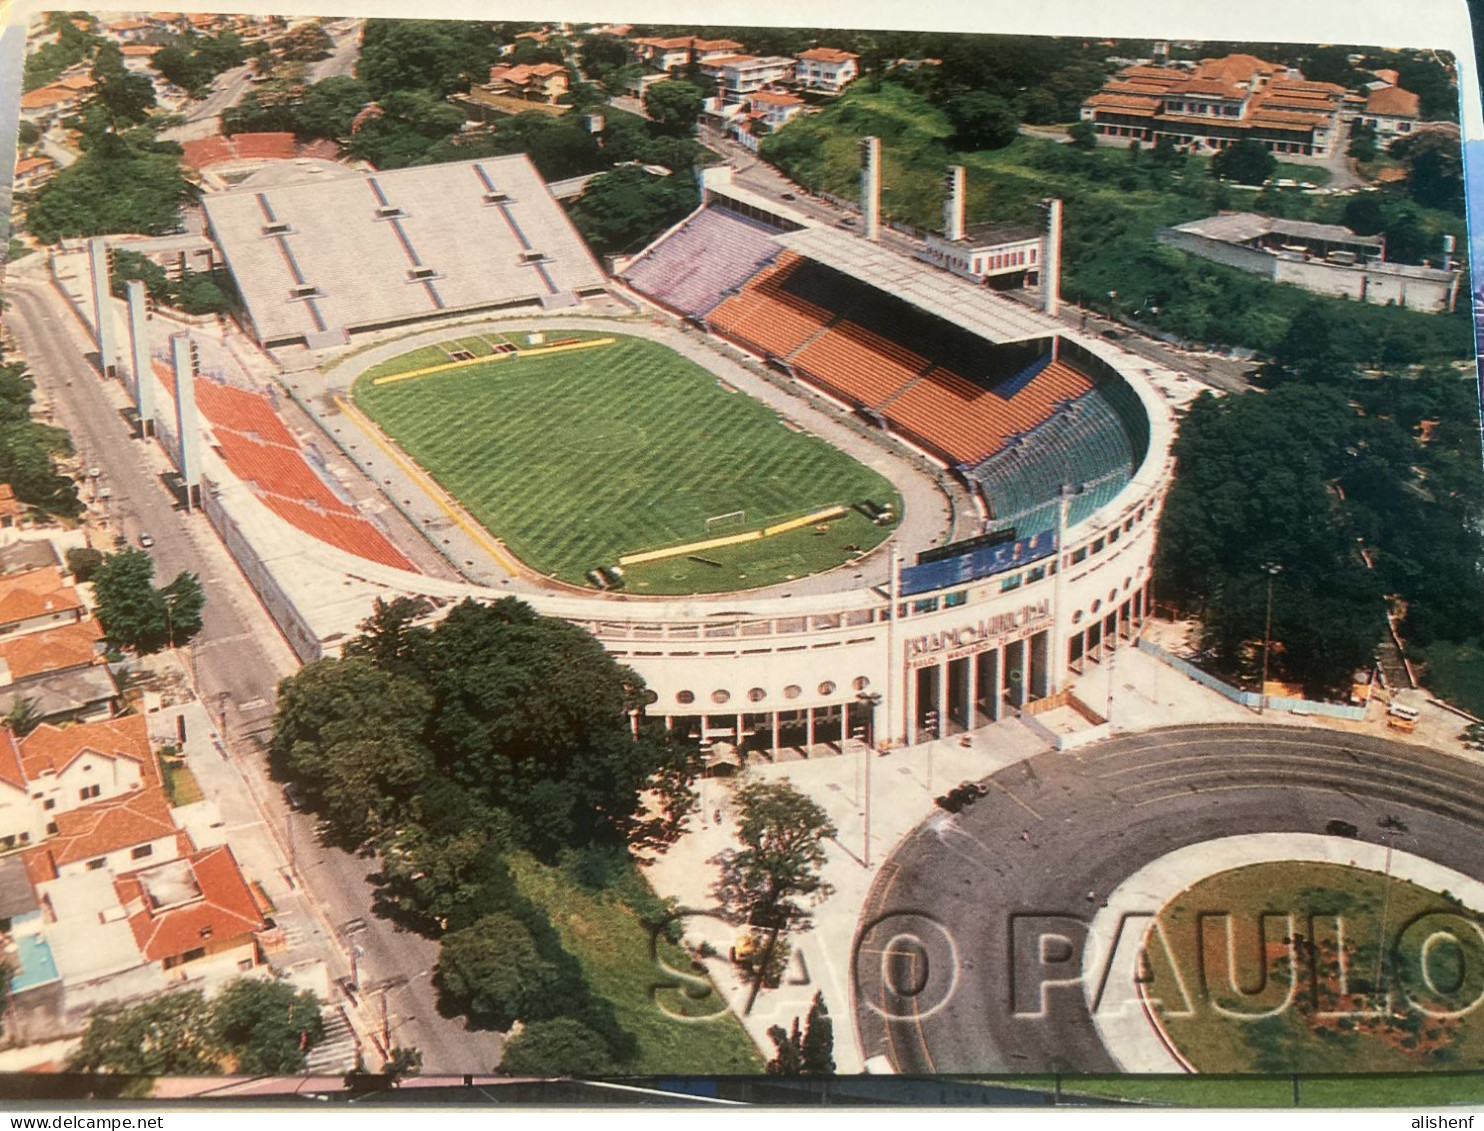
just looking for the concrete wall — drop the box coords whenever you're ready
[1156,228,1276,276]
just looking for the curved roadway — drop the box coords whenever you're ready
[852,724,1484,1073]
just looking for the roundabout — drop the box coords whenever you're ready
[851,723,1484,1074]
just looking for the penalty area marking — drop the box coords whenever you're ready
[370,336,618,385]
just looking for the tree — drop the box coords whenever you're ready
[90,551,206,654]
[357,19,501,100]
[1210,138,1276,186]
[801,991,835,1074]
[25,147,189,243]
[712,779,837,927]
[1389,131,1465,215]
[1348,120,1378,162]
[69,990,222,1077]
[4,698,44,737]
[90,61,157,129]
[498,1018,615,1076]
[160,571,205,647]
[765,1016,805,1075]
[269,656,434,846]
[433,912,560,1030]
[211,979,324,1075]
[346,89,465,169]
[65,546,104,583]
[944,91,1019,150]
[382,1046,423,1082]
[643,79,704,136]
[1341,193,1385,237]
[567,165,699,258]
[16,121,40,147]
[578,33,630,83]
[276,22,334,62]
[173,271,231,315]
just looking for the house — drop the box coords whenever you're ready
[1359,85,1422,137]
[0,619,118,727]
[10,157,54,194]
[0,486,26,530]
[18,84,84,130]
[631,36,697,72]
[795,47,859,93]
[921,222,1047,288]
[115,846,266,977]
[103,16,154,41]
[699,55,796,98]
[27,788,182,880]
[0,568,88,639]
[119,43,161,72]
[747,89,806,129]
[484,62,570,104]
[17,715,157,815]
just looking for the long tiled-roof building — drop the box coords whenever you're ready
[1079,53,1346,159]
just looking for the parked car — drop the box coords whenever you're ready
[138,532,155,548]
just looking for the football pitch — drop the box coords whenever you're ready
[353,330,900,594]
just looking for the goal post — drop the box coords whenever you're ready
[705,509,746,533]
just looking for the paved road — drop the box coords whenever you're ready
[309,20,363,84]
[853,723,1484,1073]
[4,275,502,1075]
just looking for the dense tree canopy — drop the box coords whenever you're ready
[1210,138,1277,186]
[567,165,699,257]
[944,91,1018,150]
[210,980,324,1075]
[643,79,705,136]
[91,551,205,654]
[498,1018,615,1076]
[357,19,503,100]
[0,360,81,518]
[25,147,189,243]
[433,913,560,1030]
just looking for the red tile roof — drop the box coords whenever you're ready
[18,86,78,111]
[0,569,84,628]
[798,47,857,63]
[180,132,298,169]
[45,787,178,867]
[119,45,159,57]
[0,731,25,793]
[12,157,54,178]
[0,618,103,682]
[1366,85,1421,118]
[19,716,156,788]
[116,845,265,962]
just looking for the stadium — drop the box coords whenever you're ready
[85,147,1175,754]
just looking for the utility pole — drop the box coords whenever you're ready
[1260,563,1282,714]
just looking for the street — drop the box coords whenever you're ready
[3,271,502,1075]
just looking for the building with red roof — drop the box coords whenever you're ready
[795,47,859,93]
[0,568,86,639]
[1360,84,1423,137]
[485,62,569,104]
[28,787,182,880]
[115,846,265,974]
[1080,53,1347,159]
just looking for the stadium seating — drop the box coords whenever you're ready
[195,380,298,447]
[707,254,835,359]
[622,206,785,318]
[793,321,929,407]
[259,495,415,571]
[967,385,1143,535]
[212,430,354,513]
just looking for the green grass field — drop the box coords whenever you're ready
[354,330,900,593]
[509,853,764,1075]
[1151,862,1484,1074]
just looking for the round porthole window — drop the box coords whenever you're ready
[748,687,767,703]
[818,681,836,696]
[712,689,731,705]
[784,685,802,700]
[852,676,871,691]
[676,690,695,705]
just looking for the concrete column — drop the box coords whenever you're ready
[125,281,157,436]
[937,660,949,739]
[1043,198,1063,317]
[944,165,966,242]
[169,332,202,509]
[806,707,815,748]
[735,713,744,744]
[987,647,1002,722]
[1015,639,1030,707]
[88,237,119,378]
[967,650,979,727]
[771,711,780,753]
[861,136,881,242]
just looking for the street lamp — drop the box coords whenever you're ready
[856,691,882,868]
[1259,563,1282,714]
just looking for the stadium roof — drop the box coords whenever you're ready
[1173,212,1383,249]
[203,155,606,348]
[776,227,1061,344]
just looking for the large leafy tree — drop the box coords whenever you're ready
[944,91,1018,150]
[1210,138,1276,186]
[68,990,222,1077]
[346,89,465,169]
[567,165,699,258]
[433,913,560,1030]
[498,1018,615,1076]
[90,551,206,654]
[25,148,189,243]
[713,779,838,927]
[211,979,324,1075]
[643,79,704,136]
[269,656,434,846]
[357,19,501,100]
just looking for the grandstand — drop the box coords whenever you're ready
[621,197,1149,556]
[619,205,785,318]
[203,155,607,349]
